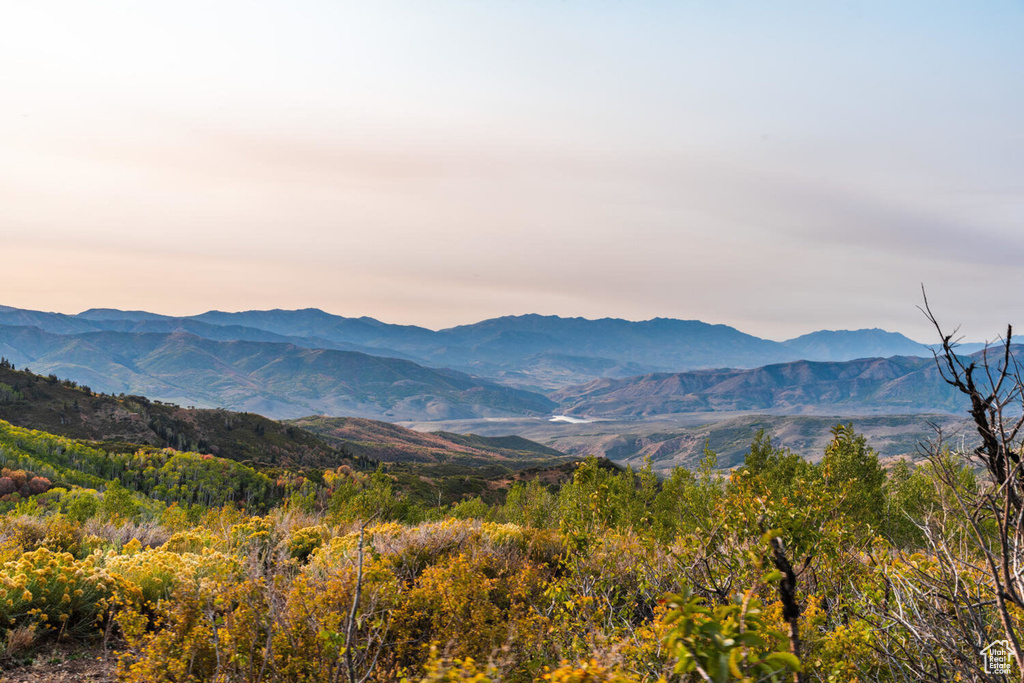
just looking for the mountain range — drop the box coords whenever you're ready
[134,310,935,387]
[0,325,554,420]
[0,304,959,420]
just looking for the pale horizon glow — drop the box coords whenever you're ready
[2,1,1023,343]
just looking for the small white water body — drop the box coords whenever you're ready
[549,415,596,424]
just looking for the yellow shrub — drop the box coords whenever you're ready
[163,529,218,554]
[413,647,496,682]
[116,574,267,683]
[0,547,129,636]
[40,515,85,557]
[273,557,401,681]
[229,516,276,558]
[286,524,327,563]
[542,660,647,682]
[390,552,552,674]
[105,547,240,606]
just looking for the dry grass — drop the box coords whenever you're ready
[80,519,171,549]
[4,625,37,657]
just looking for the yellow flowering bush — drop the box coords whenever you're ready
[229,516,276,559]
[0,546,127,636]
[105,547,240,606]
[286,524,327,563]
[117,574,268,683]
[413,648,497,682]
[389,551,553,673]
[79,533,109,556]
[305,531,359,573]
[0,515,48,551]
[273,555,402,681]
[0,537,21,565]
[542,660,646,683]
[40,515,85,556]
[163,528,219,554]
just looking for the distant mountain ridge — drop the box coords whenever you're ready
[7,308,416,359]
[551,354,974,418]
[2,305,935,387]
[782,328,929,361]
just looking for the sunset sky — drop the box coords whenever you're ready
[2,1,1022,341]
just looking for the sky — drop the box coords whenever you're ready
[1,1,1022,342]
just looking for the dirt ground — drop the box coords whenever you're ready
[0,643,110,682]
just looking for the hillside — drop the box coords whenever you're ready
[0,326,555,420]
[552,355,964,417]
[290,415,570,468]
[0,363,356,469]
[0,418,284,510]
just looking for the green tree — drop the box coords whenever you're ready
[557,457,651,541]
[742,430,814,495]
[882,458,938,546]
[100,480,141,522]
[820,423,886,529]
[64,489,100,523]
[650,443,722,543]
[501,477,557,528]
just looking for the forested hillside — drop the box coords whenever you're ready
[545,412,971,470]
[0,419,286,511]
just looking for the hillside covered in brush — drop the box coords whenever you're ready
[0,362,357,469]
[0,363,580,516]
[0,419,286,513]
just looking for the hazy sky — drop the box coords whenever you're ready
[2,1,1022,341]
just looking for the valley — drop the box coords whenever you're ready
[398,411,972,471]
